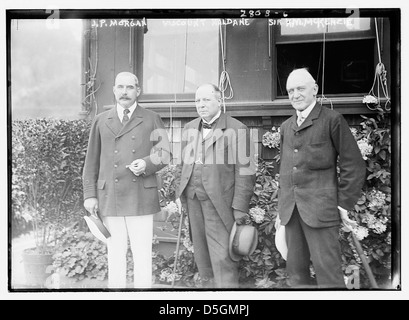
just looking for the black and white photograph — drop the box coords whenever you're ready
[2,0,406,301]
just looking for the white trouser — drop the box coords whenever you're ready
[102,215,153,288]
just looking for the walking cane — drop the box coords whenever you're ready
[171,198,184,288]
[346,224,379,289]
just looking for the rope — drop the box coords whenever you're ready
[82,22,100,117]
[365,18,391,111]
[218,21,233,113]
[317,24,333,110]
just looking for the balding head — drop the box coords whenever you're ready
[115,72,139,87]
[286,68,316,87]
[196,83,222,100]
[286,68,318,111]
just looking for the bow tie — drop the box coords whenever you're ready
[202,122,213,129]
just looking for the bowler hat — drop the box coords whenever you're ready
[229,222,258,261]
[84,214,111,243]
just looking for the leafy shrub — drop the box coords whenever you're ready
[52,228,108,281]
[11,118,91,252]
[340,111,392,288]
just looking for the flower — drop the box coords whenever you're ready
[159,267,181,283]
[357,137,373,160]
[361,212,387,234]
[353,226,369,241]
[363,95,378,104]
[367,190,386,210]
[183,237,194,253]
[262,127,280,149]
[163,201,179,218]
[249,206,266,224]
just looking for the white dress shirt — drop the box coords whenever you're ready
[117,102,137,123]
[202,110,222,138]
[296,100,316,126]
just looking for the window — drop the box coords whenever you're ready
[139,19,220,101]
[274,18,376,97]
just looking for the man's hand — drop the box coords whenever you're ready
[127,159,146,176]
[233,209,249,225]
[338,207,357,229]
[84,198,99,218]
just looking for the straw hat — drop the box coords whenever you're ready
[84,215,111,243]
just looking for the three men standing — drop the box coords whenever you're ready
[82,69,366,290]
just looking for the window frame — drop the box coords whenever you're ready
[271,17,377,101]
[134,19,222,103]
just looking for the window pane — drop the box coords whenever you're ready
[143,19,219,94]
[276,39,375,96]
[280,18,371,35]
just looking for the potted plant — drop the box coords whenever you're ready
[12,118,90,287]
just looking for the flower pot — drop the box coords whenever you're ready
[22,248,54,288]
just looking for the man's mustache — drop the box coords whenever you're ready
[120,96,131,100]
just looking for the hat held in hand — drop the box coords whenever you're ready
[229,222,258,261]
[84,213,111,243]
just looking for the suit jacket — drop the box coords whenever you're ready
[82,104,171,217]
[278,103,366,228]
[177,113,256,232]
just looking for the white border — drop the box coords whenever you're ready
[1,0,407,301]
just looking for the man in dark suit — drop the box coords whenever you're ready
[278,68,366,288]
[83,72,171,288]
[178,83,256,288]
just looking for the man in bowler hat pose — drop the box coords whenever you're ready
[178,83,256,288]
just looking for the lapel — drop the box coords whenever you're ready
[203,112,227,153]
[292,102,321,132]
[105,105,144,138]
[187,117,202,159]
[105,108,122,136]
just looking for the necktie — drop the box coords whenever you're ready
[123,108,130,124]
[297,114,305,126]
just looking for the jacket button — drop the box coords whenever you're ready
[132,178,136,182]
[115,179,118,183]
[295,132,299,136]
[114,150,118,153]
[293,166,297,170]
[294,149,298,153]
[132,150,136,153]
[114,164,118,168]
[132,136,135,139]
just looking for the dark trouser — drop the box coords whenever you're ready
[286,206,346,289]
[186,195,239,288]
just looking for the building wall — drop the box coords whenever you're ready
[83,18,391,160]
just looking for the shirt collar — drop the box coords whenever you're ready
[203,110,222,125]
[296,100,316,120]
[117,102,137,119]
